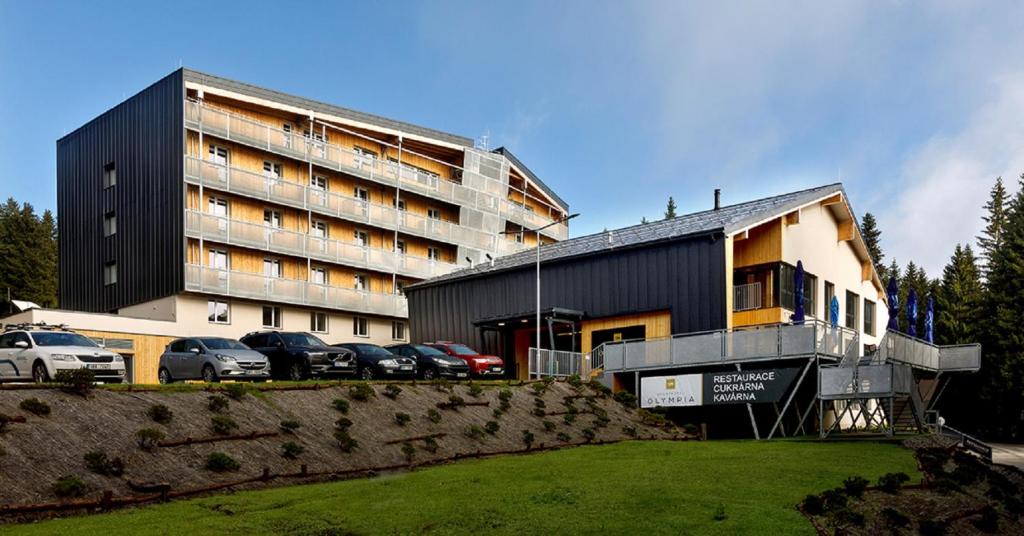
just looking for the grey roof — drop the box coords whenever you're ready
[182,69,474,148]
[410,183,844,289]
[493,147,568,211]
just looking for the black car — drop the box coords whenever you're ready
[386,343,471,380]
[332,343,416,380]
[240,331,356,381]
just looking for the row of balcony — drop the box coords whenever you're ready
[184,211,460,280]
[184,100,569,241]
[184,264,408,318]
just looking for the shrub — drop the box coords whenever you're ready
[830,508,865,528]
[146,404,173,425]
[499,400,511,412]
[464,425,485,440]
[820,488,847,511]
[394,412,411,426]
[587,380,612,395]
[581,428,596,442]
[593,415,611,429]
[55,368,95,396]
[401,442,416,462]
[0,413,11,433]
[210,415,239,435]
[19,397,50,417]
[567,374,583,388]
[918,519,947,536]
[841,476,869,498]
[280,441,304,459]
[334,430,358,452]
[880,507,910,528]
[917,447,951,476]
[467,383,483,397]
[207,395,229,413]
[335,417,353,432]
[84,450,125,477]
[543,420,557,432]
[563,413,577,425]
[446,394,466,409]
[556,432,572,442]
[533,397,547,409]
[877,472,910,494]
[223,383,247,400]
[332,398,350,414]
[931,476,962,495]
[682,423,700,436]
[613,390,637,406]
[422,436,439,454]
[383,384,402,399]
[426,409,442,424]
[623,425,638,437]
[530,382,547,395]
[498,389,513,402]
[532,408,547,417]
[205,452,240,472]
[135,428,165,450]
[485,421,500,435]
[950,464,981,486]
[712,504,727,522]
[349,383,375,401]
[492,409,504,419]
[971,505,999,533]
[433,378,453,393]
[522,430,535,448]
[801,494,824,515]
[52,475,87,498]
[279,420,302,434]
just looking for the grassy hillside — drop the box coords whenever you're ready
[5,440,921,535]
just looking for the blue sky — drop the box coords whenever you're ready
[2,1,1023,275]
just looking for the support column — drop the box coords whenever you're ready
[736,363,760,440]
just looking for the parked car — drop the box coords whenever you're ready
[386,343,472,380]
[158,337,270,384]
[332,343,416,380]
[240,331,356,381]
[0,324,126,383]
[425,341,505,377]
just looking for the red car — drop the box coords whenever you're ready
[425,342,505,377]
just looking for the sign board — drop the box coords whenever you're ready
[640,368,800,408]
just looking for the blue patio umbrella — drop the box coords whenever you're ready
[830,295,840,326]
[791,261,806,324]
[925,295,935,343]
[886,277,900,331]
[907,288,918,338]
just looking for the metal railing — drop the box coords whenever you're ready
[819,361,914,399]
[184,211,459,280]
[528,348,592,379]
[598,320,858,372]
[184,264,408,318]
[733,282,763,312]
[877,329,981,372]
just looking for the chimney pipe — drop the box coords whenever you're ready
[714,189,721,210]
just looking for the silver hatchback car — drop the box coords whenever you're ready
[158,337,270,383]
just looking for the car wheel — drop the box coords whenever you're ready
[158,368,172,384]
[288,362,307,382]
[32,362,50,383]
[360,366,374,380]
[422,367,437,380]
[202,365,219,383]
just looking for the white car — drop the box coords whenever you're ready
[0,326,126,383]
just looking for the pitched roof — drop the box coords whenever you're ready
[409,183,845,289]
[492,147,568,211]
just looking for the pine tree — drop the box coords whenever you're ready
[0,198,58,311]
[664,197,677,220]
[640,217,649,225]
[935,244,983,345]
[860,212,885,277]
[977,177,1008,281]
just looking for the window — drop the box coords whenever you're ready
[845,291,859,330]
[103,211,117,237]
[311,267,328,285]
[209,249,228,270]
[263,209,282,228]
[394,199,406,211]
[353,146,377,168]
[354,187,369,202]
[311,175,327,190]
[264,259,282,278]
[395,240,407,255]
[311,220,328,238]
[353,316,369,337]
[353,274,368,291]
[863,299,876,336]
[208,197,229,217]
[394,280,406,295]
[392,321,406,341]
[103,261,117,285]
[427,208,441,220]
[311,312,328,333]
[262,306,281,329]
[780,264,817,316]
[427,247,441,261]
[354,230,369,247]
[263,161,282,179]
[208,145,229,165]
[515,231,524,244]
[102,162,116,188]
[824,281,835,319]
[208,300,230,324]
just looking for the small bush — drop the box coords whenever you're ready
[593,415,611,429]
[135,428,165,450]
[485,421,500,435]
[492,409,504,419]
[52,475,87,498]
[821,488,848,511]
[467,383,483,397]
[877,472,910,494]
[349,383,375,401]
[587,380,612,395]
[205,452,240,472]
[0,413,11,433]
[334,430,358,452]
[210,415,239,435]
[918,519,947,536]
[830,508,865,528]
[533,397,547,409]
[383,384,402,399]
[530,382,547,395]
[556,432,572,442]
[394,412,411,426]
[332,398,350,414]
[880,507,910,528]
[623,425,638,437]
[207,395,229,413]
[683,423,700,436]
[801,494,824,515]
[712,504,727,522]
[146,404,173,425]
[426,409,442,424]
[841,476,869,498]
[433,378,453,393]
[613,390,637,406]
[280,441,304,459]
[19,397,50,417]
[543,420,557,432]
[84,451,125,477]
[971,505,999,533]
[223,383,247,400]
[401,442,416,462]
[917,447,951,476]
[532,408,547,417]
[567,374,583,388]
[55,369,95,396]
[335,417,353,432]
[498,389,513,402]
[422,436,440,454]
[446,394,466,409]
[581,428,596,442]
[563,413,577,425]
[498,400,511,412]
[931,476,962,495]
[279,420,302,434]
[950,464,981,486]
[522,430,535,448]
[464,425,485,440]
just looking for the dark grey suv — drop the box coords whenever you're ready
[241,331,356,381]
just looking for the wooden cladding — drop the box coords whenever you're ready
[580,311,672,353]
[733,219,783,268]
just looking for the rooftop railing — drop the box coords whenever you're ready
[877,330,981,372]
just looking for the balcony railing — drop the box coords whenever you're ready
[185,100,569,242]
[819,361,915,399]
[876,330,981,372]
[184,211,459,280]
[733,282,763,312]
[598,320,859,372]
[528,348,593,379]
[500,200,569,241]
[184,264,408,318]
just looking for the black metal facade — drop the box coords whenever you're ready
[57,70,184,312]
[407,233,728,355]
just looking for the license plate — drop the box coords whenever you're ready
[334,361,352,367]
[457,373,467,378]
[400,365,413,371]
[87,364,110,370]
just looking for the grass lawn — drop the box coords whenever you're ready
[4,440,920,535]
